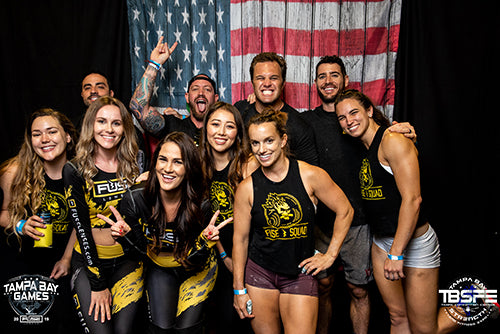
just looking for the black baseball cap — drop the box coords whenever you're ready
[187,74,217,94]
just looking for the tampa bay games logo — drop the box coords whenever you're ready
[3,274,59,324]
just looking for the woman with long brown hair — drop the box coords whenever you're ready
[100,131,231,333]
[0,108,78,331]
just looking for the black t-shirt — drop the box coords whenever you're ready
[301,106,366,235]
[156,114,202,146]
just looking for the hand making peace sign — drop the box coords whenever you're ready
[97,206,130,238]
[202,210,232,241]
[98,207,232,241]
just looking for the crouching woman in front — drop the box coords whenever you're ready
[100,132,231,334]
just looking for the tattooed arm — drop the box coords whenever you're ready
[129,36,178,136]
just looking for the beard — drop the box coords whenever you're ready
[317,86,342,104]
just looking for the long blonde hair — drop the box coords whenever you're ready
[2,108,77,240]
[73,96,138,188]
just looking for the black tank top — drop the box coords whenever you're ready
[360,126,425,236]
[248,159,315,276]
[209,163,235,255]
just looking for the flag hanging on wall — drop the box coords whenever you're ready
[127,0,400,118]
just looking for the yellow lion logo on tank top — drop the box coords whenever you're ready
[261,193,308,241]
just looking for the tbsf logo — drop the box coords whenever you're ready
[3,275,59,324]
[439,275,498,326]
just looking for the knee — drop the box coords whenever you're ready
[388,308,408,328]
[410,323,436,334]
[347,283,369,301]
[318,275,334,296]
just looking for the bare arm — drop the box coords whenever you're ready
[0,164,16,228]
[299,163,354,275]
[379,132,422,280]
[232,178,254,319]
[129,36,178,136]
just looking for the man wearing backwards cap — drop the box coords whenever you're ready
[129,36,219,146]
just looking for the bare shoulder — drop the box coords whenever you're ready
[0,160,18,187]
[297,160,330,186]
[298,160,326,177]
[241,155,260,179]
[235,174,253,195]
[381,130,418,160]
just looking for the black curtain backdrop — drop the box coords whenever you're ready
[0,1,498,333]
[395,2,498,332]
[0,0,131,162]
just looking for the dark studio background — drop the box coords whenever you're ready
[0,1,498,333]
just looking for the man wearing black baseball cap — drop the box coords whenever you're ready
[129,37,219,146]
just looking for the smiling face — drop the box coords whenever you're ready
[206,108,238,154]
[81,73,114,107]
[315,63,349,105]
[335,98,373,138]
[252,61,285,108]
[155,141,186,194]
[93,105,124,151]
[31,116,71,163]
[248,122,287,168]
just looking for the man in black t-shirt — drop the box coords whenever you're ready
[301,56,371,334]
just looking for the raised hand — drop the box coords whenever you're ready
[150,35,178,66]
[97,206,131,239]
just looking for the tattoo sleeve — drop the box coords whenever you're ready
[129,66,165,136]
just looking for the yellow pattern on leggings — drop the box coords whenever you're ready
[111,262,144,314]
[177,250,217,317]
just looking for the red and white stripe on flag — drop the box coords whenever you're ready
[230,0,400,116]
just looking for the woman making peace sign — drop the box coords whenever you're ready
[101,132,231,334]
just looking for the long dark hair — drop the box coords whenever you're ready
[200,101,249,192]
[145,132,206,262]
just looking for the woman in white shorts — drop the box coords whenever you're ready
[335,90,459,334]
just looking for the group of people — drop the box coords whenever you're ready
[0,32,462,334]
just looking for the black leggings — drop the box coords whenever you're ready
[146,253,217,333]
[71,251,144,334]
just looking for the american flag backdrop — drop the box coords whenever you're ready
[127,0,401,118]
